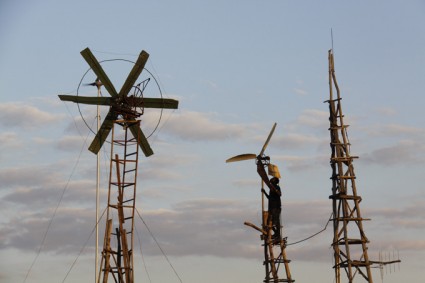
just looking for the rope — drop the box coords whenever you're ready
[287,212,333,246]
[62,207,107,282]
[23,107,95,282]
[135,225,152,283]
[135,208,183,283]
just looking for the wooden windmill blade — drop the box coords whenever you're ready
[226,123,277,164]
[259,122,277,156]
[119,50,149,97]
[58,95,112,106]
[88,111,118,154]
[59,47,179,157]
[128,122,154,157]
[132,97,179,109]
[226,153,257,163]
[80,47,118,97]
[127,97,178,157]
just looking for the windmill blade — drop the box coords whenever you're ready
[58,95,111,106]
[259,122,277,156]
[119,50,149,97]
[128,123,154,157]
[88,110,118,154]
[80,48,118,97]
[225,154,256,163]
[131,97,179,109]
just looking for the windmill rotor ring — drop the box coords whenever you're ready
[76,58,164,140]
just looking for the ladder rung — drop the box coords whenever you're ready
[324,97,342,103]
[338,175,356,179]
[124,216,133,221]
[123,198,134,203]
[331,142,350,146]
[339,261,371,268]
[263,278,295,283]
[336,239,369,245]
[329,125,349,130]
[331,156,359,161]
[329,194,362,201]
[126,152,137,157]
[332,217,371,221]
[110,182,135,187]
[274,259,291,263]
[122,183,135,188]
[124,169,136,174]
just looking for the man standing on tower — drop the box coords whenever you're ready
[257,158,282,240]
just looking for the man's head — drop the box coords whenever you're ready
[270,177,279,185]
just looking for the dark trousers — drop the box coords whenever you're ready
[268,207,281,238]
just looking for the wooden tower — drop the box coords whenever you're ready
[99,120,140,282]
[325,49,404,283]
[254,155,294,283]
[327,48,374,282]
[227,124,294,283]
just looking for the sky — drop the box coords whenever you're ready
[0,1,424,282]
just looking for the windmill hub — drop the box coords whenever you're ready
[59,47,179,157]
[256,155,271,165]
[110,96,143,120]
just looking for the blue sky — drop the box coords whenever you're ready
[1,1,424,282]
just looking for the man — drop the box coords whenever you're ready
[262,177,281,240]
[257,160,282,240]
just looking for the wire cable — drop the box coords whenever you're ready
[135,208,183,283]
[23,107,95,283]
[62,207,107,283]
[135,225,152,283]
[287,212,333,246]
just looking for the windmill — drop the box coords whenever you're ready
[226,123,294,283]
[59,47,178,283]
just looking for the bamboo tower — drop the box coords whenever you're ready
[326,48,374,282]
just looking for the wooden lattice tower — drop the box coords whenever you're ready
[256,156,294,283]
[327,49,373,282]
[59,48,178,283]
[100,120,140,282]
[227,124,294,283]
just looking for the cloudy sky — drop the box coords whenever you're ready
[1,1,424,282]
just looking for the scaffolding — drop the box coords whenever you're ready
[245,157,294,283]
[98,120,140,283]
[327,49,386,283]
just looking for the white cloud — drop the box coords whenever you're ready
[274,154,328,171]
[295,109,329,128]
[0,102,64,129]
[273,133,322,150]
[375,107,397,116]
[0,132,23,148]
[361,123,425,139]
[55,135,87,152]
[293,88,308,96]
[159,111,247,141]
[361,140,425,165]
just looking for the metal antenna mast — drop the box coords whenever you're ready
[326,49,400,283]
